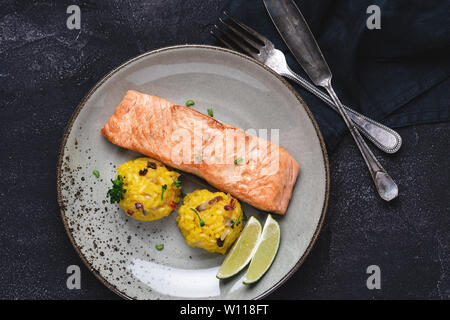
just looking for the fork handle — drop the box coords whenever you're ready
[281,69,402,153]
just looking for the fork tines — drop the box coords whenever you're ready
[211,11,272,58]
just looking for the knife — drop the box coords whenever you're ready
[264,0,399,201]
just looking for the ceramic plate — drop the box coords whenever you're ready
[57,45,329,300]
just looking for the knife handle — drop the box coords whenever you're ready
[282,70,402,153]
[323,81,398,201]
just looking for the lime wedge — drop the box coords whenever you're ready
[216,216,262,279]
[243,214,280,284]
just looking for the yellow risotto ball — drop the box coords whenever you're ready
[116,157,181,221]
[177,190,243,254]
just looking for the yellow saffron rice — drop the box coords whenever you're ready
[117,157,181,221]
[177,189,243,254]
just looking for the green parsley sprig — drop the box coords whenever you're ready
[107,175,126,204]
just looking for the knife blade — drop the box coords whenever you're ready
[263,0,332,87]
[264,0,399,201]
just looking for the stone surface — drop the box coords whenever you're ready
[0,0,448,299]
[270,124,450,300]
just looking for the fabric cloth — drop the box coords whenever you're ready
[220,0,450,150]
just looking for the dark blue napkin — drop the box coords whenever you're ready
[219,0,450,150]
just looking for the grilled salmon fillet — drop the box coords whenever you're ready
[101,90,300,214]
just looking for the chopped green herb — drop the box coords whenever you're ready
[236,213,242,226]
[207,108,214,117]
[185,99,195,107]
[174,180,181,187]
[106,175,126,204]
[234,157,243,165]
[155,244,164,251]
[194,153,202,163]
[190,208,205,227]
[161,184,167,201]
[92,170,100,178]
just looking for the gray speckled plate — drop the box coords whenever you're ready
[57,45,329,300]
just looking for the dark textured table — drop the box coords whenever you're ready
[0,1,448,299]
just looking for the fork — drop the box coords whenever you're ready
[210,12,402,154]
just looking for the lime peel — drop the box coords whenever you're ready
[216,216,262,279]
[243,214,280,285]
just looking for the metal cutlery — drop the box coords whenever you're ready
[263,0,398,201]
[211,11,402,154]
[211,9,398,201]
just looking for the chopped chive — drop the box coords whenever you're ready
[207,108,214,117]
[236,213,241,226]
[190,208,205,227]
[161,184,167,201]
[234,157,243,165]
[174,180,181,187]
[185,99,195,107]
[155,244,164,251]
[92,170,100,178]
[194,153,202,163]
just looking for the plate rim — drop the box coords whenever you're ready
[56,44,330,300]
